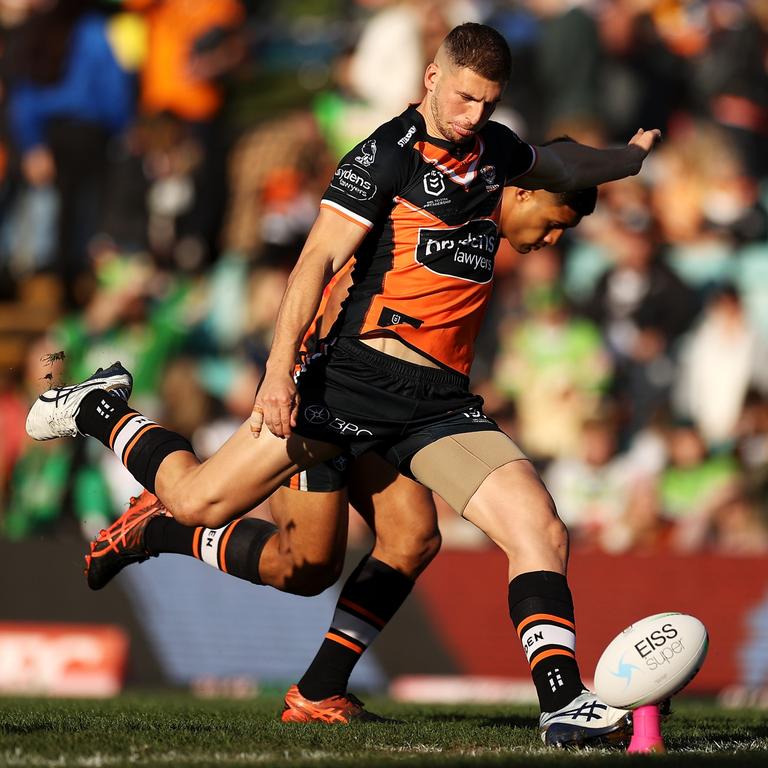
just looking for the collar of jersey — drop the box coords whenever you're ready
[404,105,477,158]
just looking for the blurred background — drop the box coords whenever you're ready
[1,0,768,708]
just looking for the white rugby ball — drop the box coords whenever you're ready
[593,612,708,709]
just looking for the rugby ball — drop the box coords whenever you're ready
[593,612,708,709]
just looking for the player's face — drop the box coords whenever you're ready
[502,189,581,253]
[427,63,503,144]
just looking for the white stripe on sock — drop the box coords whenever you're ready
[521,624,576,663]
[200,526,226,569]
[331,608,380,647]
[113,415,156,460]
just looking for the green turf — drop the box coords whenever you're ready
[1,695,766,767]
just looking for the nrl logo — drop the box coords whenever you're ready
[354,139,377,167]
[423,169,446,197]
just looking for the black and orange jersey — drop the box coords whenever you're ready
[300,260,355,358]
[319,105,536,375]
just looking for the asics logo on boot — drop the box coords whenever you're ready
[543,700,608,724]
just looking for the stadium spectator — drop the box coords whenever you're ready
[674,285,768,449]
[493,252,611,461]
[691,0,768,177]
[5,0,138,306]
[523,0,603,139]
[657,420,743,553]
[582,186,699,440]
[124,0,246,267]
[544,412,636,545]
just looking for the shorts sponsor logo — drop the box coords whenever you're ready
[331,164,377,201]
[304,405,331,424]
[423,169,446,197]
[480,164,499,192]
[415,219,498,283]
[354,139,377,167]
[330,418,372,437]
[397,125,416,147]
[463,406,487,420]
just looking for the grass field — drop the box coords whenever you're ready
[1,694,766,767]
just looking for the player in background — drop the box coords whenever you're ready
[27,23,661,747]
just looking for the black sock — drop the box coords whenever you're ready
[298,555,413,700]
[76,390,193,494]
[145,515,277,584]
[508,571,585,713]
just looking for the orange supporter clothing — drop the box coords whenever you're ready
[125,0,244,121]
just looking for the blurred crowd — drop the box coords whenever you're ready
[1,0,768,557]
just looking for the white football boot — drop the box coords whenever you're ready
[539,690,632,748]
[26,361,133,440]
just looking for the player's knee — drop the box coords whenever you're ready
[376,527,441,579]
[417,528,442,570]
[547,513,569,556]
[282,559,341,596]
[170,491,228,529]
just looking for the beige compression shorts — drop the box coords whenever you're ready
[410,431,527,514]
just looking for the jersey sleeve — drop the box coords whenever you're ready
[498,125,537,185]
[320,127,405,231]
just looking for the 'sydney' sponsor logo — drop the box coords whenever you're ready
[331,164,377,201]
[415,219,498,283]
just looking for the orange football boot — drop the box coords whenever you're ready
[281,684,389,724]
[84,490,170,590]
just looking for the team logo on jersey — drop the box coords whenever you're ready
[354,139,377,167]
[304,405,331,424]
[331,164,377,201]
[423,169,446,197]
[415,219,498,283]
[480,164,499,192]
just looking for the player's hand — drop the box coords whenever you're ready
[627,128,662,157]
[251,370,299,439]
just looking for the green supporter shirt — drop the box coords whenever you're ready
[53,280,190,399]
[496,317,610,399]
[659,455,739,520]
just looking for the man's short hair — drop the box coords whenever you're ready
[442,23,512,84]
[543,136,598,218]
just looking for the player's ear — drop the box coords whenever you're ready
[424,61,440,93]
[516,187,533,203]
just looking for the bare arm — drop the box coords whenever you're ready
[252,209,368,438]
[518,128,662,192]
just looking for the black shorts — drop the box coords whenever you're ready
[292,337,500,476]
[281,453,351,492]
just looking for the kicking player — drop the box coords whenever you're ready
[270,178,597,723]
[27,23,660,747]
